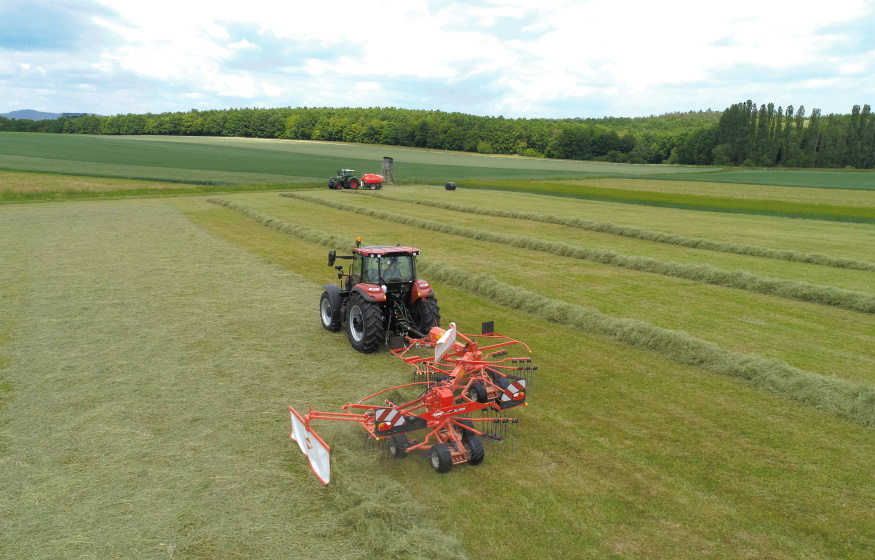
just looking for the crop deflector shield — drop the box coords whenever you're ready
[289,406,331,485]
[435,322,457,362]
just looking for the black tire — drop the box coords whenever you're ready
[328,180,336,189]
[319,291,342,332]
[349,178,359,189]
[466,381,489,404]
[346,293,384,353]
[409,295,440,335]
[464,436,485,466]
[368,182,378,190]
[430,443,453,473]
[388,434,408,458]
[456,418,476,439]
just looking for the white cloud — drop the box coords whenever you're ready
[1,0,872,116]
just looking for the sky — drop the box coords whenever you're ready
[1,0,874,119]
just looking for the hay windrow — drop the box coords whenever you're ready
[356,191,875,272]
[280,193,875,314]
[209,198,875,429]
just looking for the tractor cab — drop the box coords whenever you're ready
[350,246,419,291]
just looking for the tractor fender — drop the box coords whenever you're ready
[352,283,387,303]
[322,284,344,322]
[410,279,433,302]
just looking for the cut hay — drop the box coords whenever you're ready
[211,198,875,429]
[280,193,875,314]
[359,191,875,272]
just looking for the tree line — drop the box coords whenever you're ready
[1,102,872,168]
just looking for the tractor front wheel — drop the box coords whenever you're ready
[346,293,384,353]
[410,295,440,336]
[320,291,342,332]
[430,443,453,473]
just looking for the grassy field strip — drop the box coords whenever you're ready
[389,187,875,261]
[353,191,875,272]
[313,191,874,294]
[207,198,875,428]
[458,180,875,223]
[569,177,875,204]
[281,193,875,314]
[182,198,875,558]
[0,154,318,186]
[649,169,875,190]
[0,202,465,559]
[243,192,873,385]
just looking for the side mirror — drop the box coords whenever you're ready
[328,251,336,266]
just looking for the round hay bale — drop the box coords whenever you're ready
[445,182,457,191]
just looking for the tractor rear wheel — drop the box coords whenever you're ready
[348,178,359,189]
[388,434,409,458]
[410,295,440,335]
[464,435,485,466]
[319,291,342,332]
[430,443,453,473]
[346,293,384,353]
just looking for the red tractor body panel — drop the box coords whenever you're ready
[352,283,387,302]
[410,279,433,302]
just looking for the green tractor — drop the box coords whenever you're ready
[328,169,360,190]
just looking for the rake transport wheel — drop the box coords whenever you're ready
[464,436,485,466]
[466,381,489,404]
[430,443,453,474]
[346,293,384,353]
[388,434,409,458]
[410,295,440,335]
[319,291,342,332]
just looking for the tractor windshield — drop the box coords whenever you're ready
[380,255,414,283]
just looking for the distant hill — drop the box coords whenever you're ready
[1,109,63,121]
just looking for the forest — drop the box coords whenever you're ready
[1,101,872,169]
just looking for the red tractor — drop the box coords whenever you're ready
[320,238,440,353]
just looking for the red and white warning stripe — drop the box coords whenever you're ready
[375,408,406,429]
[500,379,526,403]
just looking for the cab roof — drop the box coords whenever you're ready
[354,245,420,257]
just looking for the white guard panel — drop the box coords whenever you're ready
[289,406,332,485]
[435,322,457,362]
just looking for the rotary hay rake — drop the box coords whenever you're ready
[289,322,536,484]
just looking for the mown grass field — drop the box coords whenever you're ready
[1,135,874,559]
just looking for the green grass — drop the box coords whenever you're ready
[345,190,875,271]
[177,195,875,559]
[227,191,875,387]
[459,179,875,223]
[210,197,875,428]
[280,192,875,313]
[0,202,465,559]
[3,150,875,559]
[0,132,700,186]
[649,169,875,190]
